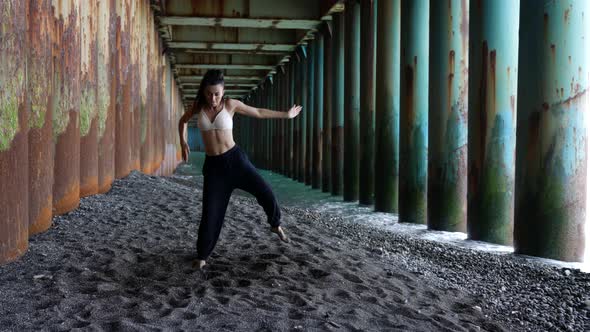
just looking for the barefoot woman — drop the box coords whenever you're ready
[178,70,302,269]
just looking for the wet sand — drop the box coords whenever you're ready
[0,171,588,331]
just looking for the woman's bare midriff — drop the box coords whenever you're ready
[201,129,236,156]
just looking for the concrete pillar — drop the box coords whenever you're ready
[468,0,519,244]
[299,47,308,183]
[332,12,345,196]
[427,0,468,232]
[400,0,429,224]
[344,0,361,202]
[313,34,324,189]
[375,0,401,213]
[322,22,334,193]
[306,42,315,186]
[360,0,376,205]
[515,0,589,261]
[289,61,296,179]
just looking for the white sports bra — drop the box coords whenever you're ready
[197,104,233,131]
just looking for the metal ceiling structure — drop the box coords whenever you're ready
[150,0,345,122]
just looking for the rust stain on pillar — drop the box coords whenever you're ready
[98,0,116,193]
[52,0,81,216]
[115,0,132,178]
[79,0,99,197]
[28,0,55,235]
[0,0,29,263]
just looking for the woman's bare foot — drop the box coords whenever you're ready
[192,259,206,269]
[271,226,290,243]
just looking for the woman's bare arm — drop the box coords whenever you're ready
[231,99,302,119]
[178,101,196,161]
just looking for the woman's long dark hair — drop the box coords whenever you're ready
[195,69,225,112]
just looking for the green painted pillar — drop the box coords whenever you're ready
[344,0,361,202]
[299,47,308,183]
[289,61,296,179]
[400,0,429,224]
[468,0,519,244]
[313,34,324,189]
[375,0,400,213]
[515,0,589,262]
[359,0,376,205]
[427,0,469,232]
[306,42,315,186]
[322,22,333,193]
[332,12,345,196]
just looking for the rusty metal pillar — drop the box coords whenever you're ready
[115,0,132,179]
[292,55,301,181]
[80,1,99,197]
[140,0,151,174]
[131,0,141,172]
[288,61,296,179]
[53,0,81,215]
[332,12,345,196]
[299,46,309,183]
[399,0,429,224]
[344,0,361,201]
[0,0,28,263]
[98,0,116,193]
[375,0,400,212]
[468,0,519,244]
[313,34,324,190]
[514,0,589,262]
[28,0,55,235]
[322,22,333,193]
[306,42,315,186]
[360,0,376,205]
[427,0,469,232]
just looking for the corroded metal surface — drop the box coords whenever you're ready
[515,0,589,262]
[399,0,429,224]
[0,0,29,263]
[98,0,116,193]
[52,0,81,215]
[322,22,333,193]
[428,0,469,232]
[28,0,55,235]
[468,0,519,244]
[343,0,360,202]
[374,0,400,213]
[359,0,375,205]
[313,34,324,190]
[331,12,345,196]
[79,0,99,197]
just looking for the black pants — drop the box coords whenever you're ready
[196,145,281,260]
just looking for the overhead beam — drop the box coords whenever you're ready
[160,17,322,30]
[181,83,257,87]
[179,75,263,81]
[168,42,296,52]
[176,64,275,70]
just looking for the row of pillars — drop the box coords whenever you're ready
[234,0,589,262]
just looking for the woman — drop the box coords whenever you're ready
[178,69,302,269]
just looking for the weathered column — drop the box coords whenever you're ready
[400,0,429,224]
[97,0,116,194]
[332,12,345,196]
[360,0,376,205]
[299,47,309,183]
[375,0,400,212]
[293,55,301,181]
[515,0,589,261]
[28,0,55,235]
[289,60,296,179]
[428,0,469,232]
[468,0,519,244]
[80,1,99,197]
[306,42,315,186]
[0,0,28,263]
[344,0,361,202]
[322,22,334,193]
[313,34,324,189]
[53,0,82,215]
[115,0,133,179]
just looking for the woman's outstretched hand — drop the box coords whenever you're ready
[287,104,303,119]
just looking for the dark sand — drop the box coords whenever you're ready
[0,171,588,331]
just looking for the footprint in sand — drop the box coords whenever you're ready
[309,268,331,279]
[341,272,364,284]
